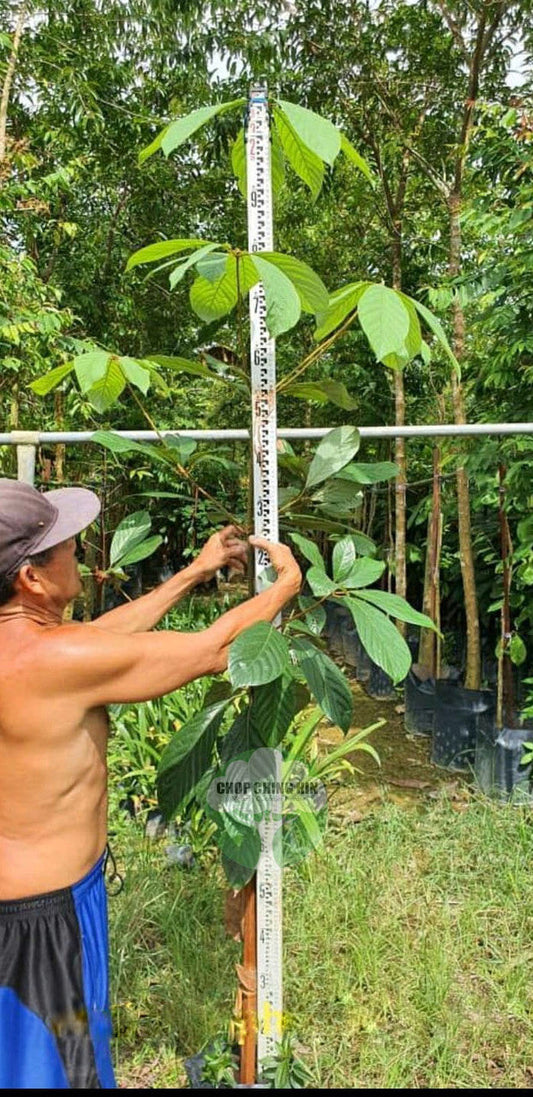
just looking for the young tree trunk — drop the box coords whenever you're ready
[419,446,443,676]
[448,192,481,689]
[0,2,26,164]
[239,879,257,1083]
[392,232,407,633]
[497,464,515,728]
[54,391,65,482]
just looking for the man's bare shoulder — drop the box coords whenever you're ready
[36,619,130,662]
[15,621,127,686]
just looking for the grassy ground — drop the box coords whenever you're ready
[110,791,533,1089]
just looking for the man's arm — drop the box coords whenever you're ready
[45,538,300,706]
[90,526,247,635]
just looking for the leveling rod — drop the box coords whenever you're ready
[247,84,283,1071]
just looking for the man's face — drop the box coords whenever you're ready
[32,537,82,604]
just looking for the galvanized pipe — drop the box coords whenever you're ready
[2,422,533,446]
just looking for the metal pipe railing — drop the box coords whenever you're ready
[2,422,533,446]
[4,423,532,486]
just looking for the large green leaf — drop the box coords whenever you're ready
[168,242,222,290]
[271,126,286,196]
[229,622,291,688]
[286,513,354,534]
[84,357,126,412]
[251,673,296,747]
[312,479,362,513]
[342,558,386,588]
[276,100,341,166]
[346,598,411,684]
[335,531,377,557]
[196,252,229,284]
[146,354,219,380]
[409,294,460,373]
[138,123,171,165]
[142,365,170,396]
[30,362,74,395]
[219,708,260,764]
[358,284,411,366]
[314,282,372,341]
[306,426,360,489]
[400,294,423,361]
[251,255,301,337]
[340,133,375,184]
[332,537,358,584]
[284,380,357,410]
[297,596,327,636]
[290,637,353,732]
[231,129,247,197]
[273,106,325,199]
[236,253,261,295]
[355,589,438,631]
[126,238,217,271]
[110,510,151,567]
[163,435,197,464]
[157,699,232,818]
[74,350,111,392]
[221,848,258,890]
[335,461,399,484]
[91,430,171,465]
[380,291,423,370]
[217,816,262,887]
[259,252,328,314]
[231,126,285,199]
[158,99,245,157]
[288,532,324,569]
[190,254,239,322]
[119,356,151,395]
[306,567,337,598]
[117,535,163,568]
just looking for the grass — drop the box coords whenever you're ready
[109,791,533,1089]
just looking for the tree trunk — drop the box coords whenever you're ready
[239,878,257,1084]
[54,390,65,482]
[0,2,26,164]
[419,446,443,676]
[497,464,514,728]
[392,230,407,633]
[448,192,481,689]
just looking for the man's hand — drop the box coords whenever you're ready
[193,525,248,582]
[249,535,302,596]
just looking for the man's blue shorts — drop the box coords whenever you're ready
[0,853,116,1088]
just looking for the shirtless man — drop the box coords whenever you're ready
[0,477,301,1090]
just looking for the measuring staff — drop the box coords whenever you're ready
[0,477,301,1089]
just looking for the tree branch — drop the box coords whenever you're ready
[433,0,469,60]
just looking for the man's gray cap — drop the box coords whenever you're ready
[0,478,101,578]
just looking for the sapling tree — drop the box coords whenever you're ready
[30,90,453,1080]
[29,88,454,887]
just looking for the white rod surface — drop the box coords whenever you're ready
[2,423,533,446]
[247,83,283,1066]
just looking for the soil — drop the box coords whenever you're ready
[317,675,470,823]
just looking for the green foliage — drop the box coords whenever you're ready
[290,637,353,732]
[228,621,291,687]
[195,1035,239,1088]
[305,426,360,489]
[157,699,233,820]
[109,511,163,571]
[259,1031,314,1089]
